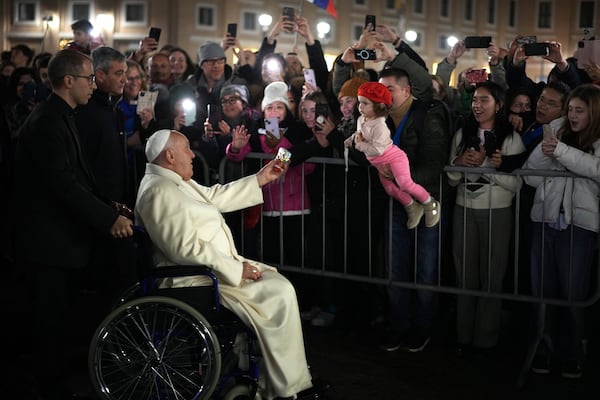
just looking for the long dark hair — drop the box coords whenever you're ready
[457,80,513,154]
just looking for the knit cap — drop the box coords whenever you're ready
[220,84,249,105]
[198,41,226,65]
[357,82,392,106]
[261,81,290,111]
[338,77,367,100]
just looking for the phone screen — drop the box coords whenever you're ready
[148,27,161,42]
[365,15,376,31]
[227,23,237,38]
[265,117,280,139]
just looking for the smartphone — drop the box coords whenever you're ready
[227,23,237,38]
[466,135,481,150]
[148,27,161,42]
[182,98,196,126]
[273,147,292,172]
[466,69,488,83]
[303,68,317,89]
[464,36,492,48]
[524,42,549,57]
[283,7,294,21]
[516,35,537,45]
[365,15,376,31]
[484,131,499,157]
[542,124,555,140]
[264,117,280,139]
[576,39,600,69]
[315,103,329,131]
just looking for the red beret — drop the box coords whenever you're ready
[357,82,392,106]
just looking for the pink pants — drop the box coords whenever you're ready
[369,145,430,206]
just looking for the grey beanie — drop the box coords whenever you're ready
[198,41,226,65]
[220,84,249,105]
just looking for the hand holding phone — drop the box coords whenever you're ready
[227,23,237,38]
[148,27,161,43]
[542,124,555,141]
[303,69,317,89]
[464,36,492,48]
[484,131,499,157]
[365,15,376,31]
[273,147,292,172]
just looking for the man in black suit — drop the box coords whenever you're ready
[13,49,133,399]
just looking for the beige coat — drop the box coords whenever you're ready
[135,163,312,399]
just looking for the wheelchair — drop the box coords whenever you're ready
[88,228,263,400]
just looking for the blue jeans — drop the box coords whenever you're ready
[530,222,596,361]
[384,200,441,333]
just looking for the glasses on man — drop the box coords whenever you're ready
[203,58,226,67]
[69,74,96,85]
[126,75,143,83]
[221,96,241,105]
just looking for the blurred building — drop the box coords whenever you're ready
[1,0,598,83]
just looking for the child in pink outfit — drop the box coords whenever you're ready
[344,82,440,229]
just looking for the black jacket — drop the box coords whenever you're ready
[14,93,118,268]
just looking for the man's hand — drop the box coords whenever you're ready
[110,215,134,239]
[375,164,394,181]
[242,261,262,281]
[256,159,286,186]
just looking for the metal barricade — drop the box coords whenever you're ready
[219,153,600,387]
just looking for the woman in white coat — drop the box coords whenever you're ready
[135,129,313,399]
[447,81,525,351]
[524,83,600,379]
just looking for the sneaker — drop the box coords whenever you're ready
[311,311,335,327]
[379,331,407,352]
[404,334,431,353]
[561,360,582,379]
[423,199,440,227]
[405,201,424,229]
[531,355,551,374]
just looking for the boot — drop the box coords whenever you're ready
[423,199,441,227]
[405,201,424,229]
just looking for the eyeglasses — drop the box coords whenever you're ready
[203,58,226,67]
[221,96,241,105]
[127,76,142,82]
[537,97,561,109]
[69,74,95,84]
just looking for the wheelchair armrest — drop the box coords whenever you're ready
[141,265,222,312]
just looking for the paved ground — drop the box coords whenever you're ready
[3,271,599,400]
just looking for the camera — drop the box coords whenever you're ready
[524,42,549,56]
[354,48,377,60]
[464,36,492,48]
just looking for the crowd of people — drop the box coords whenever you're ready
[1,12,599,399]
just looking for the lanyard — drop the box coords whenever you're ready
[393,109,411,146]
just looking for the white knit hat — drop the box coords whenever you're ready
[261,81,290,111]
[145,129,172,162]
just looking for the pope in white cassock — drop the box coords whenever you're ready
[135,129,313,400]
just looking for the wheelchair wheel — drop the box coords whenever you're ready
[89,296,222,400]
[222,382,257,400]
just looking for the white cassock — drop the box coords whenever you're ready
[135,163,312,399]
